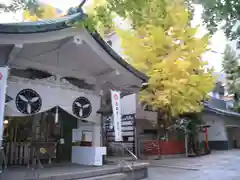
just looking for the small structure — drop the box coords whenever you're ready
[0,9,149,180]
[103,94,158,158]
[202,100,240,150]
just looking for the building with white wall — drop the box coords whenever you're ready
[203,103,240,150]
[0,10,148,167]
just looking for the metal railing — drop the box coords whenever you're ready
[118,143,138,179]
[121,143,138,160]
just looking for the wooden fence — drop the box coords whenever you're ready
[4,142,30,165]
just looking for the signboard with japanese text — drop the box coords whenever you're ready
[111,90,122,141]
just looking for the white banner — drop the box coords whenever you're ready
[0,67,8,147]
[111,90,122,141]
[5,78,101,123]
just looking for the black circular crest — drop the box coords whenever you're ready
[72,97,92,118]
[15,89,42,114]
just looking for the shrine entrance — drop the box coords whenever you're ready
[3,107,78,166]
[0,7,148,179]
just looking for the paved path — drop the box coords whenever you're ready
[145,150,240,180]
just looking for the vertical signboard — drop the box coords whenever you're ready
[121,114,136,153]
[0,67,8,147]
[111,90,122,141]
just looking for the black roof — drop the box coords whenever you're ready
[0,13,83,34]
[0,11,148,82]
[204,103,240,118]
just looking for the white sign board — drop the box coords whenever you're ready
[121,94,136,115]
[0,67,8,147]
[111,90,122,141]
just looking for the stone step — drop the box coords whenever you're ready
[79,173,127,180]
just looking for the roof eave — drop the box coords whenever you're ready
[204,104,240,118]
[90,31,148,82]
[0,12,148,83]
[0,13,84,34]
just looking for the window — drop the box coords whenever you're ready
[123,136,128,142]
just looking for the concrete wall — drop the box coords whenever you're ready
[202,111,240,150]
[203,113,228,141]
[202,113,228,150]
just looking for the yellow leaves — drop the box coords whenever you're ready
[84,0,114,35]
[24,11,39,21]
[82,0,215,119]
[24,4,59,21]
[117,0,215,117]
[167,1,189,29]
[85,0,106,12]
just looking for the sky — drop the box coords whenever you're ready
[41,1,228,72]
[0,0,227,72]
[192,4,227,72]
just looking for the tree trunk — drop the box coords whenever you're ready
[156,110,168,159]
[156,116,162,159]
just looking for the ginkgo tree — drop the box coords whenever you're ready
[23,4,61,21]
[83,0,215,126]
[118,25,214,125]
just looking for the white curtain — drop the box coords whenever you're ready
[5,80,101,123]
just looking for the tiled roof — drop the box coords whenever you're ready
[0,12,84,33]
[204,103,240,118]
[0,9,148,82]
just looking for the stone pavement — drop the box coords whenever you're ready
[144,150,240,180]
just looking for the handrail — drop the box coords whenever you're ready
[120,143,138,160]
[116,143,138,179]
[119,159,134,179]
[120,159,133,171]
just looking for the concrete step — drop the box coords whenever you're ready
[79,173,127,180]
[1,162,149,180]
[106,156,134,164]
